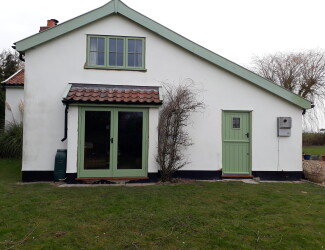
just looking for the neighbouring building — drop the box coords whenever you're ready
[1,69,24,124]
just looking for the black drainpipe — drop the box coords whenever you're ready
[61,103,69,142]
[19,52,25,62]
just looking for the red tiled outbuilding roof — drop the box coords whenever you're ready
[1,69,24,86]
[63,84,162,104]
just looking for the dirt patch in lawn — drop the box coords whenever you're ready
[157,178,197,185]
[303,160,325,185]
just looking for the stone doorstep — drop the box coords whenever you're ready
[221,174,254,179]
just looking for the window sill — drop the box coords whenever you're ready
[84,65,147,72]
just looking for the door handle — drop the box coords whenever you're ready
[245,132,249,138]
[110,138,114,143]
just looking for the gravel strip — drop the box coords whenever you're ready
[303,160,325,185]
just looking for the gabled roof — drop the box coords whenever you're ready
[15,0,311,109]
[63,83,162,104]
[1,69,24,87]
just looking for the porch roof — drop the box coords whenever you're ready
[1,69,24,87]
[63,83,162,105]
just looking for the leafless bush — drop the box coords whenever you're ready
[156,80,204,182]
[250,50,325,131]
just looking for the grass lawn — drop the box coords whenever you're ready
[303,145,325,155]
[0,159,324,249]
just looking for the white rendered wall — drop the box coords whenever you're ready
[5,88,24,124]
[22,14,303,173]
[66,106,78,173]
[147,108,159,173]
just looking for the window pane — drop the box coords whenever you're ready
[134,54,142,67]
[89,52,97,65]
[117,112,143,170]
[117,53,123,66]
[98,38,105,52]
[109,52,116,66]
[117,39,124,52]
[109,38,116,52]
[128,39,135,52]
[232,117,240,129]
[135,40,142,53]
[98,52,105,65]
[90,37,97,51]
[84,111,111,170]
[128,54,135,67]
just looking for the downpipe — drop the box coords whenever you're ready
[61,103,69,142]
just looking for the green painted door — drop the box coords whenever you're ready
[78,107,148,177]
[222,111,251,175]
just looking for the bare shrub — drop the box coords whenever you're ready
[156,80,204,182]
[250,50,325,131]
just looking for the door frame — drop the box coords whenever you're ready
[77,106,149,178]
[222,110,252,175]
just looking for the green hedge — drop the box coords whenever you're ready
[303,132,325,146]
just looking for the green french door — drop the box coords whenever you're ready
[78,107,148,177]
[222,111,251,175]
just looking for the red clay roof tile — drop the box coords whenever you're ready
[64,84,162,105]
[1,69,24,86]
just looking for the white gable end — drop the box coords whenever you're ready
[19,3,304,181]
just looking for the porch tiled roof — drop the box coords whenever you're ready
[1,69,24,86]
[63,83,162,104]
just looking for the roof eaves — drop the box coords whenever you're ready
[14,0,311,109]
[1,68,23,84]
[64,100,162,106]
[62,83,72,99]
[1,84,24,88]
[15,1,116,52]
[117,1,311,109]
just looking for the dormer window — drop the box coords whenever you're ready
[87,35,145,70]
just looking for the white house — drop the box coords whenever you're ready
[14,0,311,183]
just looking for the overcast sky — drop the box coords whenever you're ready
[1,0,325,68]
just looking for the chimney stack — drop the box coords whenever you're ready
[39,19,59,32]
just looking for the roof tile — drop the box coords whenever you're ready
[2,69,25,86]
[64,84,162,105]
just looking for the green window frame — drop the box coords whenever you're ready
[77,106,149,178]
[87,35,145,70]
[88,36,106,66]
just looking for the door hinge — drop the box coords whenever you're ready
[110,138,114,143]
